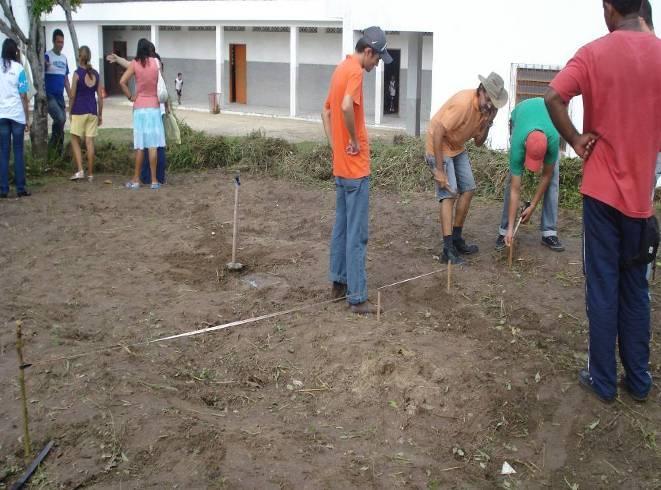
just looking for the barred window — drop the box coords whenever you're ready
[510,63,566,151]
[326,27,342,34]
[160,26,181,31]
[252,26,290,33]
[188,26,216,31]
[299,27,318,34]
[224,26,246,32]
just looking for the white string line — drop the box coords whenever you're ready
[29,267,449,366]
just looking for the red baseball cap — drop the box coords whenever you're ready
[524,131,548,173]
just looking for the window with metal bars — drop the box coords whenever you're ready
[511,63,567,151]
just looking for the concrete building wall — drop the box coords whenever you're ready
[40,0,661,148]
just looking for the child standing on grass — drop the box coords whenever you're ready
[175,73,183,105]
[69,45,103,182]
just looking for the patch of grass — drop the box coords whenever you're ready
[18,119,586,209]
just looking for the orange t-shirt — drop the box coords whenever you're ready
[425,89,485,158]
[324,55,370,179]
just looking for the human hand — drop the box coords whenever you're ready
[346,140,360,155]
[432,168,450,190]
[520,204,535,224]
[106,53,117,64]
[505,227,514,247]
[24,123,30,134]
[571,132,599,160]
[98,116,103,127]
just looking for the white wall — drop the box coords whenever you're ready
[103,27,150,59]
[46,22,103,70]
[41,0,661,150]
[429,0,614,150]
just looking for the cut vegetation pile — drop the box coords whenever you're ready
[23,119,586,208]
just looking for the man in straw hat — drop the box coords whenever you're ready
[495,97,564,252]
[425,72,508,264]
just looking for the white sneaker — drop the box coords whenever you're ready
[70,170,85,181]
[87,175,94,183]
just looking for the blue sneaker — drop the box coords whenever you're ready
[150,183,161,190]
[619,377,649,403]
[578,369,615,404]
[125,181,140,190]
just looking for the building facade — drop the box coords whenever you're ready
[7,0,655,149]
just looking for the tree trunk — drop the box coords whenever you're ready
[60,0,80,56]
[27,15,49,161]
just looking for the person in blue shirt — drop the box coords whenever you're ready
[44,29,71,156]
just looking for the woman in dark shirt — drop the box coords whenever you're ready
[68,45,103,182]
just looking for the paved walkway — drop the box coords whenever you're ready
[101,97,405,143]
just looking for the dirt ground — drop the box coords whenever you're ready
[0,170,659,489]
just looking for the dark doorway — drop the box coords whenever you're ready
[105,41,127,95]
[229,44,247,104]
[383,49,401,115]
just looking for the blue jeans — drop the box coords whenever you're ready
[140,147,167,184]
[583,195,652,400]
[499,159,560,237]
[0,118,27,194]
[329,176,369,305]
[47,94,66,153]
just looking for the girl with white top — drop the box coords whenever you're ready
[0,38,30,198]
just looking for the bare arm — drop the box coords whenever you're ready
[119,62,135,101]
[68,72,78,120]
[106,53,130,69]
[21,93,29,131]
[430,124,451,191]
[474,108,497,147]
[97,81,104,125]
[505,175,522,245]
[545,88,597,159]
[527,163,554,217]
[321,107,332,146]
[64,74,71,100]
[341,94,358,150]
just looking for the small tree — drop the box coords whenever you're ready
[57,0,79,56]
[0,0,80,161]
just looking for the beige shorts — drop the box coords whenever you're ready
[70,114,98,138]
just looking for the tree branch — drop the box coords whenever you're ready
[0,0,28,44]
[0,17,20,43]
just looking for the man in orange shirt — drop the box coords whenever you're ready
[425,73,508,264]
[321,26,392,315]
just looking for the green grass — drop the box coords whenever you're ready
[19,121,587,209]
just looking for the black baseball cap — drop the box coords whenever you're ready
[361,26,393,64]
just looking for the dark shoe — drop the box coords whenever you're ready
[495,234,506,252]
[578,369,615,404]
[331,281,347,300]
[454,237,479,255]
[0,192,7,199]
[17,190,31,197]
[349,301,381,315]
[541,235,565,252]
[619,378,649,403]
[440,246,465,265]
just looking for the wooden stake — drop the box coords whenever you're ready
[16,320,32,461]
[376,291,381,322]
[508,216,523,269]
[231,180,239,265]
[447,262,452,293]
